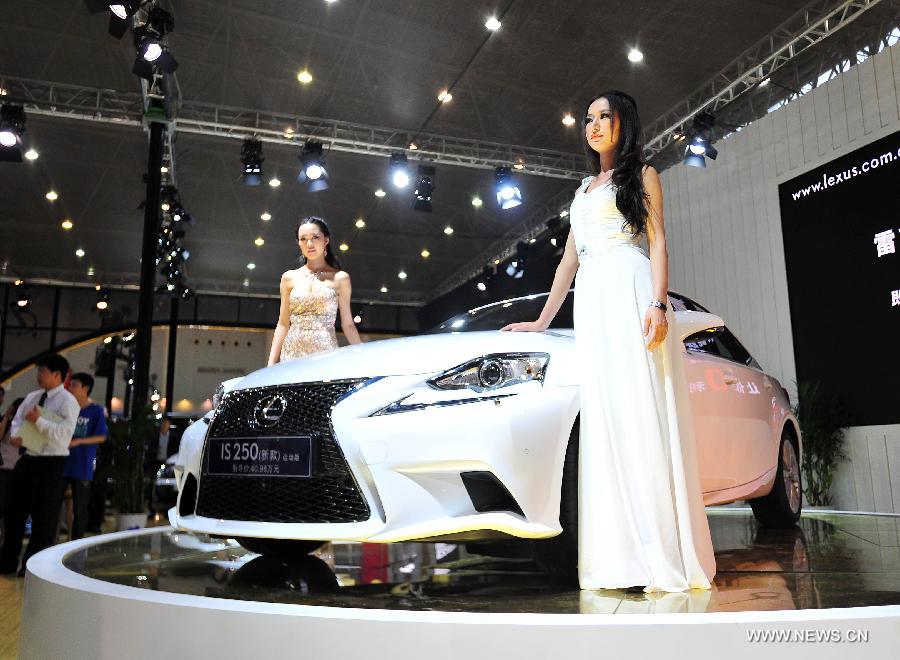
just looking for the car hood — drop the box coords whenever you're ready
[228,330,574,390]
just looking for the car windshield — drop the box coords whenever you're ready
[427,290,706,333]
[428,291,574,333]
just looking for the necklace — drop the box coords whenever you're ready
[305,265,329,280]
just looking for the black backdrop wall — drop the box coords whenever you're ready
[778,129,900,426]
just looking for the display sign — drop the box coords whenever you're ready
[779,129,900,425]
[207,436,313,477]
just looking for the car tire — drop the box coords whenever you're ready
[750,428,802,528]
[235,537,326,558]
[532,417,579,579]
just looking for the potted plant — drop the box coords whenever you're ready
[108,405,157,530]
[793,381,852,508]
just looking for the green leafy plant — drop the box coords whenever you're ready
[108,406,157,514]
[794,381,851,507]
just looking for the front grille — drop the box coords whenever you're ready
[196,380,371,523]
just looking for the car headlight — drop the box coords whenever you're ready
[212,382,225,410]
[428,353,549,393]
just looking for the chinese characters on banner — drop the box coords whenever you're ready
[873,228,899,306]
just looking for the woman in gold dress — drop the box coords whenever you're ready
[267,216,362,365]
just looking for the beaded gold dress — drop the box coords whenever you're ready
[279,268,340,362]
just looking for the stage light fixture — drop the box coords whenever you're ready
[380,286,388,293]
[471,196,483,208]
[443,226,454,235]
[390,153,410,188]
[95,288,110,311]
[0,104,26,162]
[505,241,528,278]
[24,148,38,160]
[485,16,501,31]
[298,141,329,192]
[240,137,264,185]
[15,288,32,310]
[131,7,178,80]
[412,165,435,212]
[495,166,523,210]
[84,0,140,39]
[374,188,386,198]
[683,112,718,168]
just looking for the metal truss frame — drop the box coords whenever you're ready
[643,0,887,162]
[0,75,587,180]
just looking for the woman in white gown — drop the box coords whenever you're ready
[502,91,716,593]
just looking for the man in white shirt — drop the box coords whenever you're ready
[0,354,80,577]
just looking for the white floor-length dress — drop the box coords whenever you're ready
[569,175,716,593]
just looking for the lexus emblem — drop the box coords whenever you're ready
[251,394,287,428]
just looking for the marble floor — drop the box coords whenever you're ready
[59,508,900,614]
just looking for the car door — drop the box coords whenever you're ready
[682,327,773,493]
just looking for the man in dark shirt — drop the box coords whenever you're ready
[63,373,107,540]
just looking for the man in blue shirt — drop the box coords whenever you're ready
[63,373,107,540]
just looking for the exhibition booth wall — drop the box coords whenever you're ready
[659,42,900,514]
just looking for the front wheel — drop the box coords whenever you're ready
[750,429,802,527]
[236,537,325,559]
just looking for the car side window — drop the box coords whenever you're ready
[717,328,760,369]
[685,327,759,369]
[684,329,721,356]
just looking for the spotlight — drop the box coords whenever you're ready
[495,166,523,210]
[131,7,178,80]
[15,288,32,310]
[0,104,26,162]
[475,265,494,295]
[546,215,565,249]
[240,137,264,185]
[485,16,501,31]
[24,148,38,160]
[84,0,140,39]
[95,288,110,311]
[683,112,717,168]
[390,153,410,188]
[471,196,483,208]
[505,241,528,278]
[412,165,435,212]
[298,141,329,192]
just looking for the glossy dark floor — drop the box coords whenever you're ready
[62,509,900,614]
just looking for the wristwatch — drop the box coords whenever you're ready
[649,300,667,311]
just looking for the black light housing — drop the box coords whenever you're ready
[505,241,528,278]
[14,287,32,310]
[131,7,177,80]
[95,287,111,311]
[0,105,26,163]
[495,166,523,209]
[683,112,718,168]
[240,137,264,185]
[84,0,141,39]
[412,165,435,212]
[298,141,329,192]
[390,153,410,188]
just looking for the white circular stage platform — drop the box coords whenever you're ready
[18,509,900,659]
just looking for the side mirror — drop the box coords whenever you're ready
[674,310,724,341]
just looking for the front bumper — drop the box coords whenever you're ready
[169,374,579,542]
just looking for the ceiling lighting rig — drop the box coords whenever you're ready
[0,104,27,162]
[84,1,179,80]
[155,185,193,300]
[682,112,718,168]
[240,137,264,185]
[298,140,329,192]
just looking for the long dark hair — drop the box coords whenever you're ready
[295,215,342,270]
[581,90,649,236]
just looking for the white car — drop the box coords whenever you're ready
[170,290,802,568]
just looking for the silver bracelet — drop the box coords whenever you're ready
[649,300,667,311]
